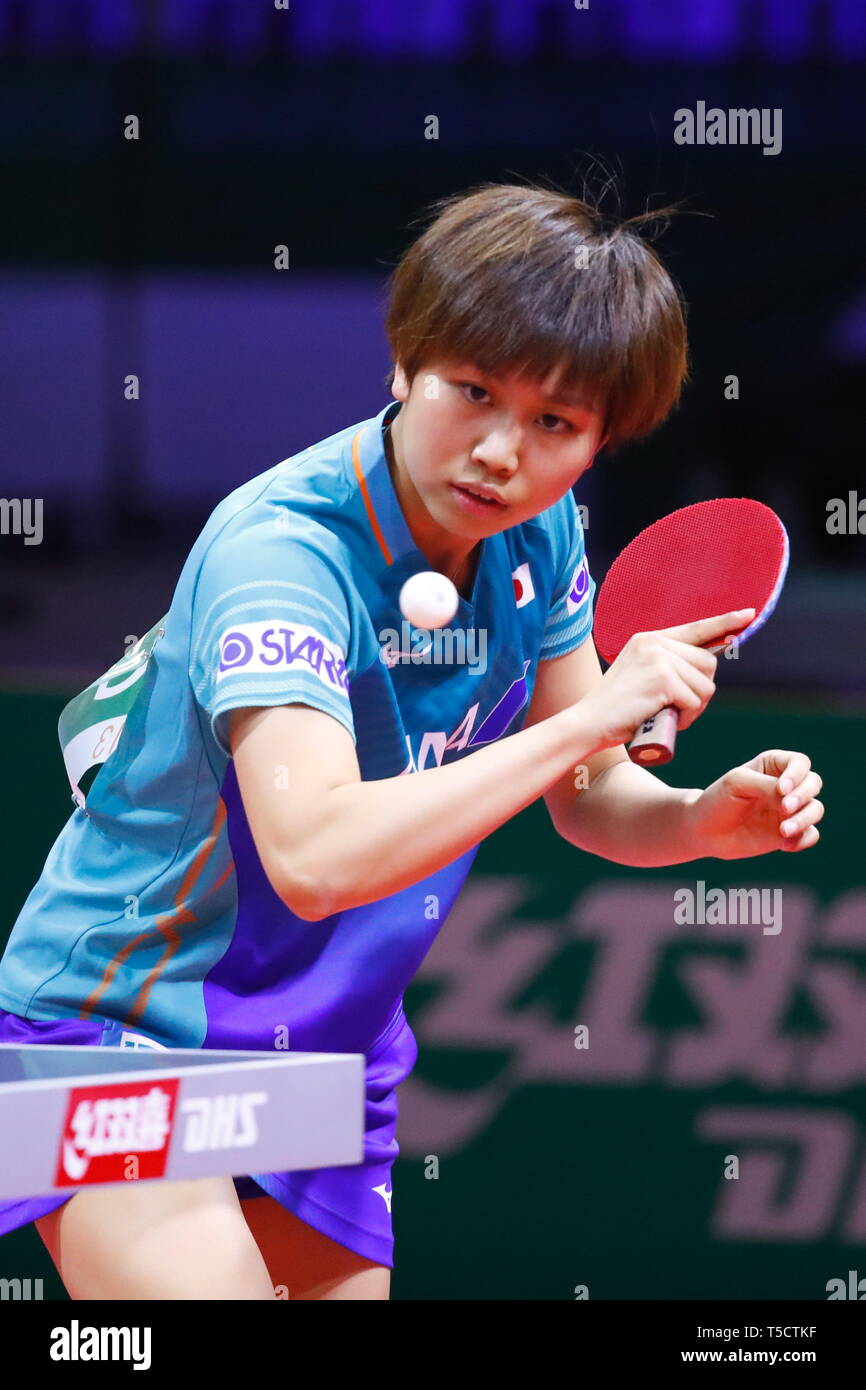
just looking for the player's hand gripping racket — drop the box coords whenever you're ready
[593,498,789,766]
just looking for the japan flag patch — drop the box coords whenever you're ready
[512,563,535,608]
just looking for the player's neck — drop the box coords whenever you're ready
[384,405,479,597]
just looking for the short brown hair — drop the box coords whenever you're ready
[384,181,688,452]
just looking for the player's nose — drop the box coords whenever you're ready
[471,427,521,473]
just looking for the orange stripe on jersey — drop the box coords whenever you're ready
[123,916,189,1028]
[125,862,235,1027]
[78,801,231,1025]
[352,426,393,566]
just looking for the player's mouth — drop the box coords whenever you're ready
[449,482,507,516]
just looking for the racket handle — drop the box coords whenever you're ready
[628,706,679,765]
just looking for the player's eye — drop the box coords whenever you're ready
[537,413,573,434]
[458,382,490,405]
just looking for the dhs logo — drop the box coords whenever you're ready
[565,557,591,615]
[55,1079,178,1186]
[217,621,349,692]
[180,1092,266,1152]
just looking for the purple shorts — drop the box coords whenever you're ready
[0,1005,417,1269]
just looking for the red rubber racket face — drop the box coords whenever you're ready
[594,498,789,664]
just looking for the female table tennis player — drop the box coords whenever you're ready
[0,183,824,1299]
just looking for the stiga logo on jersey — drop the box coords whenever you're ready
[55,1078,178,1186]
[216,621,349,692]
[512,563,535,608]
[565,556,591,615]
[180,1092,267,1152]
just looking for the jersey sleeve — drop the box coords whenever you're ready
[189,512,356,757]
[538,489,596,659]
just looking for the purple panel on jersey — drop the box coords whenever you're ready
[469,660,531,746]
[201,760,478,1056]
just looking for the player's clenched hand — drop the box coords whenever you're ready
[687,749,825,859]
[581,609,752,752]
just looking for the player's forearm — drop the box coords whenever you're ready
[558,759,704,867]
[286,707,598,916]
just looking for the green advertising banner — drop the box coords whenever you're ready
[394,702,865,1300]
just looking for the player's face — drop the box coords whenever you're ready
[389,360,606,540]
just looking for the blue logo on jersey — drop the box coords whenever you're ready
[566,556,590,615]
[217,621,349,692]
[469,661,531,745]
[220,631,254,669]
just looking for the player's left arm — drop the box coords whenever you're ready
[524,637,824,866]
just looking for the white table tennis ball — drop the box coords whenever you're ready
[399,571,459,629]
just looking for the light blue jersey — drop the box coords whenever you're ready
[0,400,595,1060]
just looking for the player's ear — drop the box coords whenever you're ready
[586,432,609,468]
[391,364,410,402]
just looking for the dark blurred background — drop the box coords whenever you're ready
[1,0,864,692]
[1,0,865,1302]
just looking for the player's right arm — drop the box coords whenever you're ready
[228,699,597,920]
[227,610,736,922]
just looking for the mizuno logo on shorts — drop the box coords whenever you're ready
[216,621,349,691]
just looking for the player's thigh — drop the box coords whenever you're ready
[240,1194,390,1301]
[35,1176,275,1300]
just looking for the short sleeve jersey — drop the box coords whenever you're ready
[0,401,595,1055]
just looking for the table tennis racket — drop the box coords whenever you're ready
[593,498,789,765]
